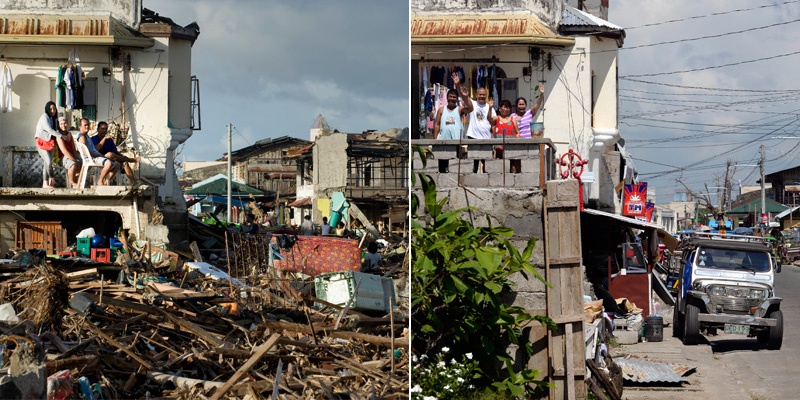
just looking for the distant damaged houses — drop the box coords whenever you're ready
[183,121,409,235]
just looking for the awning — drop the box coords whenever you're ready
[582,208,678,251]
[205,195,254,208]
[287,197,312,207]
[411,13,575,46]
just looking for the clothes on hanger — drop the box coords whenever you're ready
[1,62,13,113]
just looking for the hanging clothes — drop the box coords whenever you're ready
[64,66,74,110]
[56,65,66,108]
[491,63,499,102]
[68,47,84,110]
[1,62,13,113]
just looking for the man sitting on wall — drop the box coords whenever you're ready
[91,121,141,185]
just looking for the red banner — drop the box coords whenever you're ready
[623,182,648,217]
[645,202,655,223]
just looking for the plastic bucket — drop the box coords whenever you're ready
[530,122,544,137]
[644,315,664,342]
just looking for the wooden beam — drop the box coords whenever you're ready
[208,333,282,400]
[83,321,154,370]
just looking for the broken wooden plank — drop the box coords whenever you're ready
[82,321,154,370]
[208,333,282,400]
[262,320,407,348]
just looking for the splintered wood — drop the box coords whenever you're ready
[0,240,410,399]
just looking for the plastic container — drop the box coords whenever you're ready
[77,237,91,257]
[644,315,664,342]
[109,237,124,248]
[91,234,107,248]
[530,122,544,137]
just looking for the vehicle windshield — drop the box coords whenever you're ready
[695,247,771,272]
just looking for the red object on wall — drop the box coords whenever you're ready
[273,236,361,277]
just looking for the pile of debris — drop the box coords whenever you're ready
[0,223,409,398]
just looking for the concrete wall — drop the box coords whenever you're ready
[412,140,550,311]
[313,134,349,194]
[411,0,563,29]
[0,0,141,27]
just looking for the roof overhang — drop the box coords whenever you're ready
[0,14,154,48]
[411,13,575,46]
[583,208,678,252]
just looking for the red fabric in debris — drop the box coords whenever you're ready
[273,235,361,277]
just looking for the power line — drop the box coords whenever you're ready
[623,17,800,50]
[620,78,800,92]
[624,0,800,30]
[621,50,800,78]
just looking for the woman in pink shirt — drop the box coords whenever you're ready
[513,84,545,138]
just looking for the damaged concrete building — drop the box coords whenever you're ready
[289,128,409,232]
[0,1,200,253]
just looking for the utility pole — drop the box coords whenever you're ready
[760,144,766,224]
[227,123,232,224]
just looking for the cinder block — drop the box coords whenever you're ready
[461,173,490,188]
[484,159,506,174]
[488,173,512,187]
[512,172,536,188]
[614,329,639,345]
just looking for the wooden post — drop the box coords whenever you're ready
[544,180,586,400]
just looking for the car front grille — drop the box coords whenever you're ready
[710,296,760,313]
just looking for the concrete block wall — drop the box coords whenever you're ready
[412,139,556,191]
[412,139,557,311]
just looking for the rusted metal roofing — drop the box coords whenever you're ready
[614,355,695,383]
[287,197,312,207]
[0,14,153,47]
[411,13,574,46]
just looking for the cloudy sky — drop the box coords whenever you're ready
[145,1,409,164]
[608,1,800,204]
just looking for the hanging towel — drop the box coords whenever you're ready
[0,63,13,113]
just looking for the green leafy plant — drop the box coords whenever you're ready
[410,145,555,396]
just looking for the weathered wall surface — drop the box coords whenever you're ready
[411,0,563,29]
[412,140,550,311]
[0,0,141,27]
[313,134,349,195]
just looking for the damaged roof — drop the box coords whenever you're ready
[221,136,311,162]
[139,8,200,44]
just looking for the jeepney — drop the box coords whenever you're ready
[672,232,783,349]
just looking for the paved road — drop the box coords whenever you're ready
[617,263,800,400]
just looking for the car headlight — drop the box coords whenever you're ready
[708,286,727,296]
[748,289,767,300]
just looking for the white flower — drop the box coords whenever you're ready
[451,358,458,365]
[412,354,418,363]
[441,346,450,353]
[423,397,437,400]
[444,385,451,391]
[420,354,428,360]
[411,385,422,393]
[457,377,465,383]
[465,353,473,360]
[438,361,446,367]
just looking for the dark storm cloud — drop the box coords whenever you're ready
[146,0,409,161]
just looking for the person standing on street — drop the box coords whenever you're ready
[300,215,315,235]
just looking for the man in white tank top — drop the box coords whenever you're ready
[433,73,473,140]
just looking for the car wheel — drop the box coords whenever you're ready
[768,310,783,350]
[673,306,684,338]
[683,303,701,345]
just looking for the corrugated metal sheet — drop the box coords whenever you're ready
[614,355,695,383]
[561,6,622,30]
